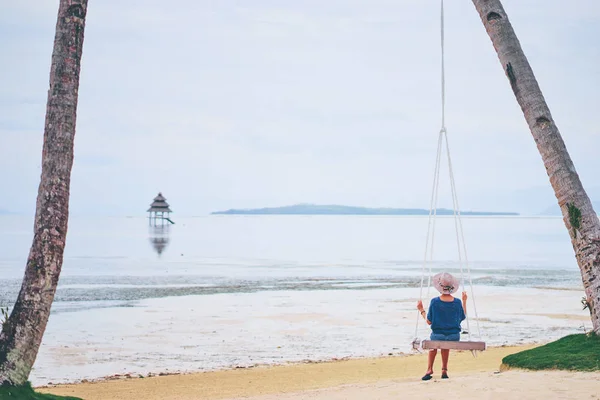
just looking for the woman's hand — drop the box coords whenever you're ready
[417,300,424,312]
[462,291,468,302]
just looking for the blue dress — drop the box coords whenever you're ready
[427,297,465,341]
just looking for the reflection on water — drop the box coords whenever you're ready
[149,225,170,256]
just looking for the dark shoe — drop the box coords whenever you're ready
[422,373,433,381]
[441,369,449,379]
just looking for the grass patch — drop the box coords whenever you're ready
[0,382,81,400]
[502,333,600,371]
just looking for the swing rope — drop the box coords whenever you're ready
[414,0,482,345]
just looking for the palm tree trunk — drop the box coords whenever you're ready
[471,0,600,333]
[0,0,88,386]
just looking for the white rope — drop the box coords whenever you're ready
[444,133,482,339]
[425,132,443,302]
[444,131,471,341]
[415,130,444,339]
[440,0,446,129]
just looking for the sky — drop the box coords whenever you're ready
[1,0,599,216]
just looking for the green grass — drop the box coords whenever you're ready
[0,382,82,400]
[502,333,600,371]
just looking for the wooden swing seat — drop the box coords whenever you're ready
[422,340,486,351]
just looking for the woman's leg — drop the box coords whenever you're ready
[426,349,437,374]
[441,349,450,376]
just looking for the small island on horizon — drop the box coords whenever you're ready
[211,204,519,216]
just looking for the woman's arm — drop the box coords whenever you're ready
[462,291,468,316]
[416,300,432,325]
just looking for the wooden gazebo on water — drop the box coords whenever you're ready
[147,192,175,226]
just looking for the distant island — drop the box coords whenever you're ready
[212,204,519,216]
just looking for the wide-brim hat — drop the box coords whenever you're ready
[432,272,460,295]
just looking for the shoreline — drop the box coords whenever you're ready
[30,285,589,386]
[36,341,547,386]
[40,344,542,400]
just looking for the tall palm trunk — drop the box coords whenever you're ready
[471,0,600,333]
[0,0,88,385]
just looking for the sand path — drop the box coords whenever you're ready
[236,371,600,400]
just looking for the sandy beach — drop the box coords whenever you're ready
[39,344,600,400]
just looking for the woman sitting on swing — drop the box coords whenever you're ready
[416,272,467,381]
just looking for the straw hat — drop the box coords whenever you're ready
[432,272,460,295]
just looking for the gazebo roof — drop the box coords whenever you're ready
[147,192,172,213]
[153,193,167,202]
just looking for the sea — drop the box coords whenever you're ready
[0,215,590,385]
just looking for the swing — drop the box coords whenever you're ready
[412,0,486,353]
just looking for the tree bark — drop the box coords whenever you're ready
[0,0,88,385]
[471,0,600,333]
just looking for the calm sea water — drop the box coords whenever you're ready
[0,215,582,310]
[0,215,589,384]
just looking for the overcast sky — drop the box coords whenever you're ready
[1,0,599,216]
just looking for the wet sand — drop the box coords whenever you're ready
[32,286,590,386]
